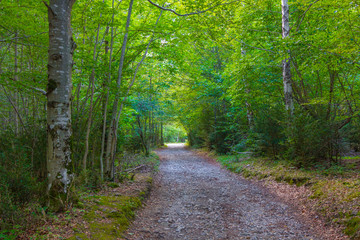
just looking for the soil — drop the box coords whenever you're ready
[123,144,329,240]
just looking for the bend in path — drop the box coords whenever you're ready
[124,143,321,240]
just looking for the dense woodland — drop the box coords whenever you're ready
[0,0,360,237]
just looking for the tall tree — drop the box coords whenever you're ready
[281,0,293,113]
[105,0,135,178]
[45,0,76,208]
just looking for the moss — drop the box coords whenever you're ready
[90,221,123,239]
[67,233,89,240]
[309,189,324,199]
[258,173,268,179]
[47,185,71,212]
[275,176,283,182]
[310,182,326,199]
[79,195,142,239]
[344,217,360,238]
[345,191,360,202]
[83,209,97,222]
[74,201,85,209]
[146,177,153,184]
[282,175,310,186]
[138,191,148,200]
[107,182,119,188]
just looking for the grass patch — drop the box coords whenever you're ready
[76,195,142,239]
[70,172,153,239]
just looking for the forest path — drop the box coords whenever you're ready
[123,144,319,240]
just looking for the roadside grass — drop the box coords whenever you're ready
[216,154,360,239]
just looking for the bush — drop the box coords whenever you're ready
[122,134,143,154]
[0,128,46,233]
[188,129,204,148]
[342,121,360,152]
[250,105,285,158]
[209,124,231,154]
[0,160,44,230]
[75,169,102,190]
[284,110,343,166]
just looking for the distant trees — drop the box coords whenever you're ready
[169,0,360,163]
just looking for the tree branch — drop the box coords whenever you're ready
[1,85,26,131]
[290,0,320,32]
[147,0,241,17]
[241,42,275,53]
[116,7,164,123]
[42,1,55,16]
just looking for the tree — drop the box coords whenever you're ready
[45,0,76,208]
[105,0,135,179]
[281,0,293,114]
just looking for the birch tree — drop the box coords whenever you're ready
[281,0,293,114]
[45,0,76,208]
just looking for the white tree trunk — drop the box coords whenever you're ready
[281,0,294,113]
[241,47,253,128]
[46,0,76,205]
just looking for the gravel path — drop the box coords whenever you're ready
[124,144,320,240]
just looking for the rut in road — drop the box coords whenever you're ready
[124,143,320,240]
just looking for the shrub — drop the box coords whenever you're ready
[284,109,344,167]
[250,105,285,158]
[0,128,46,232]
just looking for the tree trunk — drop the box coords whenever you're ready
[100,5,114,181]
[241,47,253,129]
[281,0,294,114]
[105,0,134,177]
[160,122,164,146]
[82,18,101,171]
[46,0,76,210]
[14,32,19,135]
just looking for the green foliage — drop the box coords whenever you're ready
[344,216,360,238]
[250,105,285,157]
[342,122,360,152]
[163,124,187,143]
[0,129,46,233]
[122,134,143,154]
[75,169,103,191]
[284,109,344,166]
[1,0,360,237]
[81,195,142,239]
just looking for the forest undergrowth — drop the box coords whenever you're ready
[0,153,159,239]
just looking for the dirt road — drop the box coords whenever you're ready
[124,144,320,240]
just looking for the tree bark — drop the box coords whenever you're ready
[105,3,163,178]
[100,0,116,181]
[105,0,134,177]
[14,32,19,135]
[241,47,253,129]
[82,16,101,171]
[281,0,294,114]
[160,122,164,146]
[46,0,76,209]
